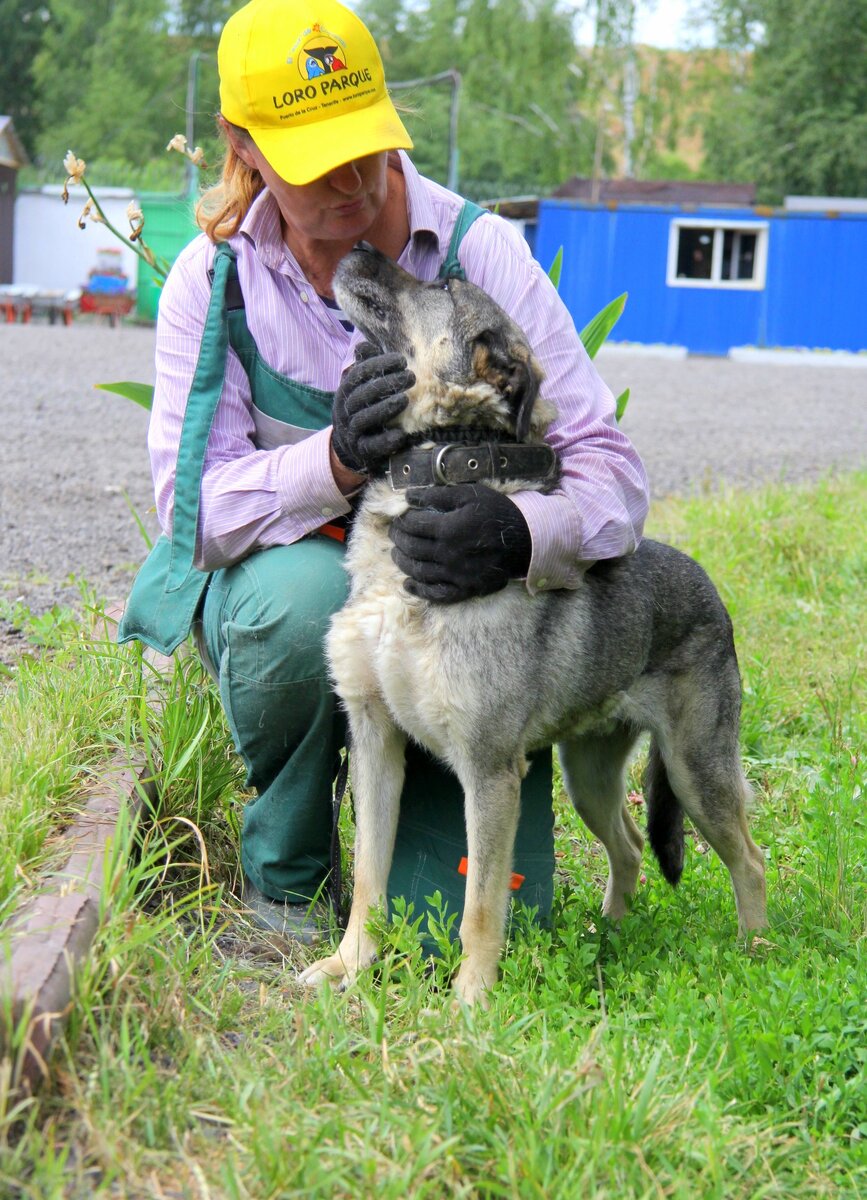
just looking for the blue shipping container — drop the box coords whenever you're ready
[534,200,867,355]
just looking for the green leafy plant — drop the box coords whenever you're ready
[0,600,79,651]
[548,247,630,421]
[94,380,157,411]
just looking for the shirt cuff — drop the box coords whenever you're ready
[510,490,589,592]
[275,426,354,529]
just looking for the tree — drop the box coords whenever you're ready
[32,0,189,174]
[700,0,867,200]
[0,1,50,157]
[359,0,597,198]
[172,0,235,36]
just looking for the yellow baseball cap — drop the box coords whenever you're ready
[218,0,413,185]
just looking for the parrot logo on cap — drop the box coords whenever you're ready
[294,24,347,80]
[304,45,346,77]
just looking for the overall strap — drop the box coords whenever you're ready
[167,241,236,590]
[206,249,257,362]
[437,199,487,282]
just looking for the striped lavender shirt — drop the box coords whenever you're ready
[149,152,649,591]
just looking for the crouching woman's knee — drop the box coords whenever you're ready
[200,539,349,688]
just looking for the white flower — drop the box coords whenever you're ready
[127,201,145,242]
[188,145,207,167]
[62,151,87,203]
[76,199,104,228]
[166,134,188,155]
[63,151,86,182]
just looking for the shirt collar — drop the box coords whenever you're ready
[393,151,440,254]
[238,188,285,270]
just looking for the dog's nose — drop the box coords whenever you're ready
[353,241,377,255]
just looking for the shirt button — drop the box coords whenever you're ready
[321,506,334,518]
[300,290,309,303]
[537,577,548,588]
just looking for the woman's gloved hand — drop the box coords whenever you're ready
[330,342,415,475]
[389,483,533,603]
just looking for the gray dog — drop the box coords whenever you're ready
[299,245,767,1006]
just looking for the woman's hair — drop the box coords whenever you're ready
[196,119,265,243]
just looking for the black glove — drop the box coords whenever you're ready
[331,342,415,475]
[389,483,532,604]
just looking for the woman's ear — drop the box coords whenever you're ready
[220,117,260,170]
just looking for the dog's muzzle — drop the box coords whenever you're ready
[387,442,557,490]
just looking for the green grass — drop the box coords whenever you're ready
[0,594,138,923]
[0,592,245,927]
[1,473,865,1197]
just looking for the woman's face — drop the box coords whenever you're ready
[233,131,390,247]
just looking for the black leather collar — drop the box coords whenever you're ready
[387,441,557,490]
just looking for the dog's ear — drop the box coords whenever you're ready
[472,332,542,441]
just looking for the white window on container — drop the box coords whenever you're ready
[667,219,768,290]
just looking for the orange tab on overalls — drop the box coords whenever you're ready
[318,522,346,542]
[458,856,525,891]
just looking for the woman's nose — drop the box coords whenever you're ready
[327,161,362,193]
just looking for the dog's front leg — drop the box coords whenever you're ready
[452,760,523,1008]
[298,705,406,991]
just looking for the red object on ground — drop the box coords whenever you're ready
[80,290,135,327]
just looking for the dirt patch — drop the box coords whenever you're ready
[0,619,30,668]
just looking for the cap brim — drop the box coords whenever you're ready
[248,94,414,186]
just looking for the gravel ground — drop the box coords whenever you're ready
[1,321,865,646]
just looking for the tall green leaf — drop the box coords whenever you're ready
[547,246,563,290]
[615,387,630,422]
[95,381,154,410]
[579,292,627,360]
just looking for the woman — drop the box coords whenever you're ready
[121,0,650,945]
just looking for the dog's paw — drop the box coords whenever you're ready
[451,963,494,1010]
[297,953,352,990]
[297,940,379,991]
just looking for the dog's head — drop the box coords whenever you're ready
[333,243,552,441]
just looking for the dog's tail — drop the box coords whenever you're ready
[644,739,685,886]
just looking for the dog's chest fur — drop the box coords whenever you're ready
[326,484,467,760]
[327,378,561,759]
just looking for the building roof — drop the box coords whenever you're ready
[0,116,30,169]
[484,177,758,219]
[551,177,756,206]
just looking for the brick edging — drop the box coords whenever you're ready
[0,756,157,1101]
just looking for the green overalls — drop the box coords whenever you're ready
[119,204,556,935]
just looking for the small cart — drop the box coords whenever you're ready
[79,289,136,327]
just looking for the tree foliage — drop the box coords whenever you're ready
[33,0,186,170]
[360,0,598,198]
[700,0,867,200]
[172,0,236,36]
[0,0,49,157]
